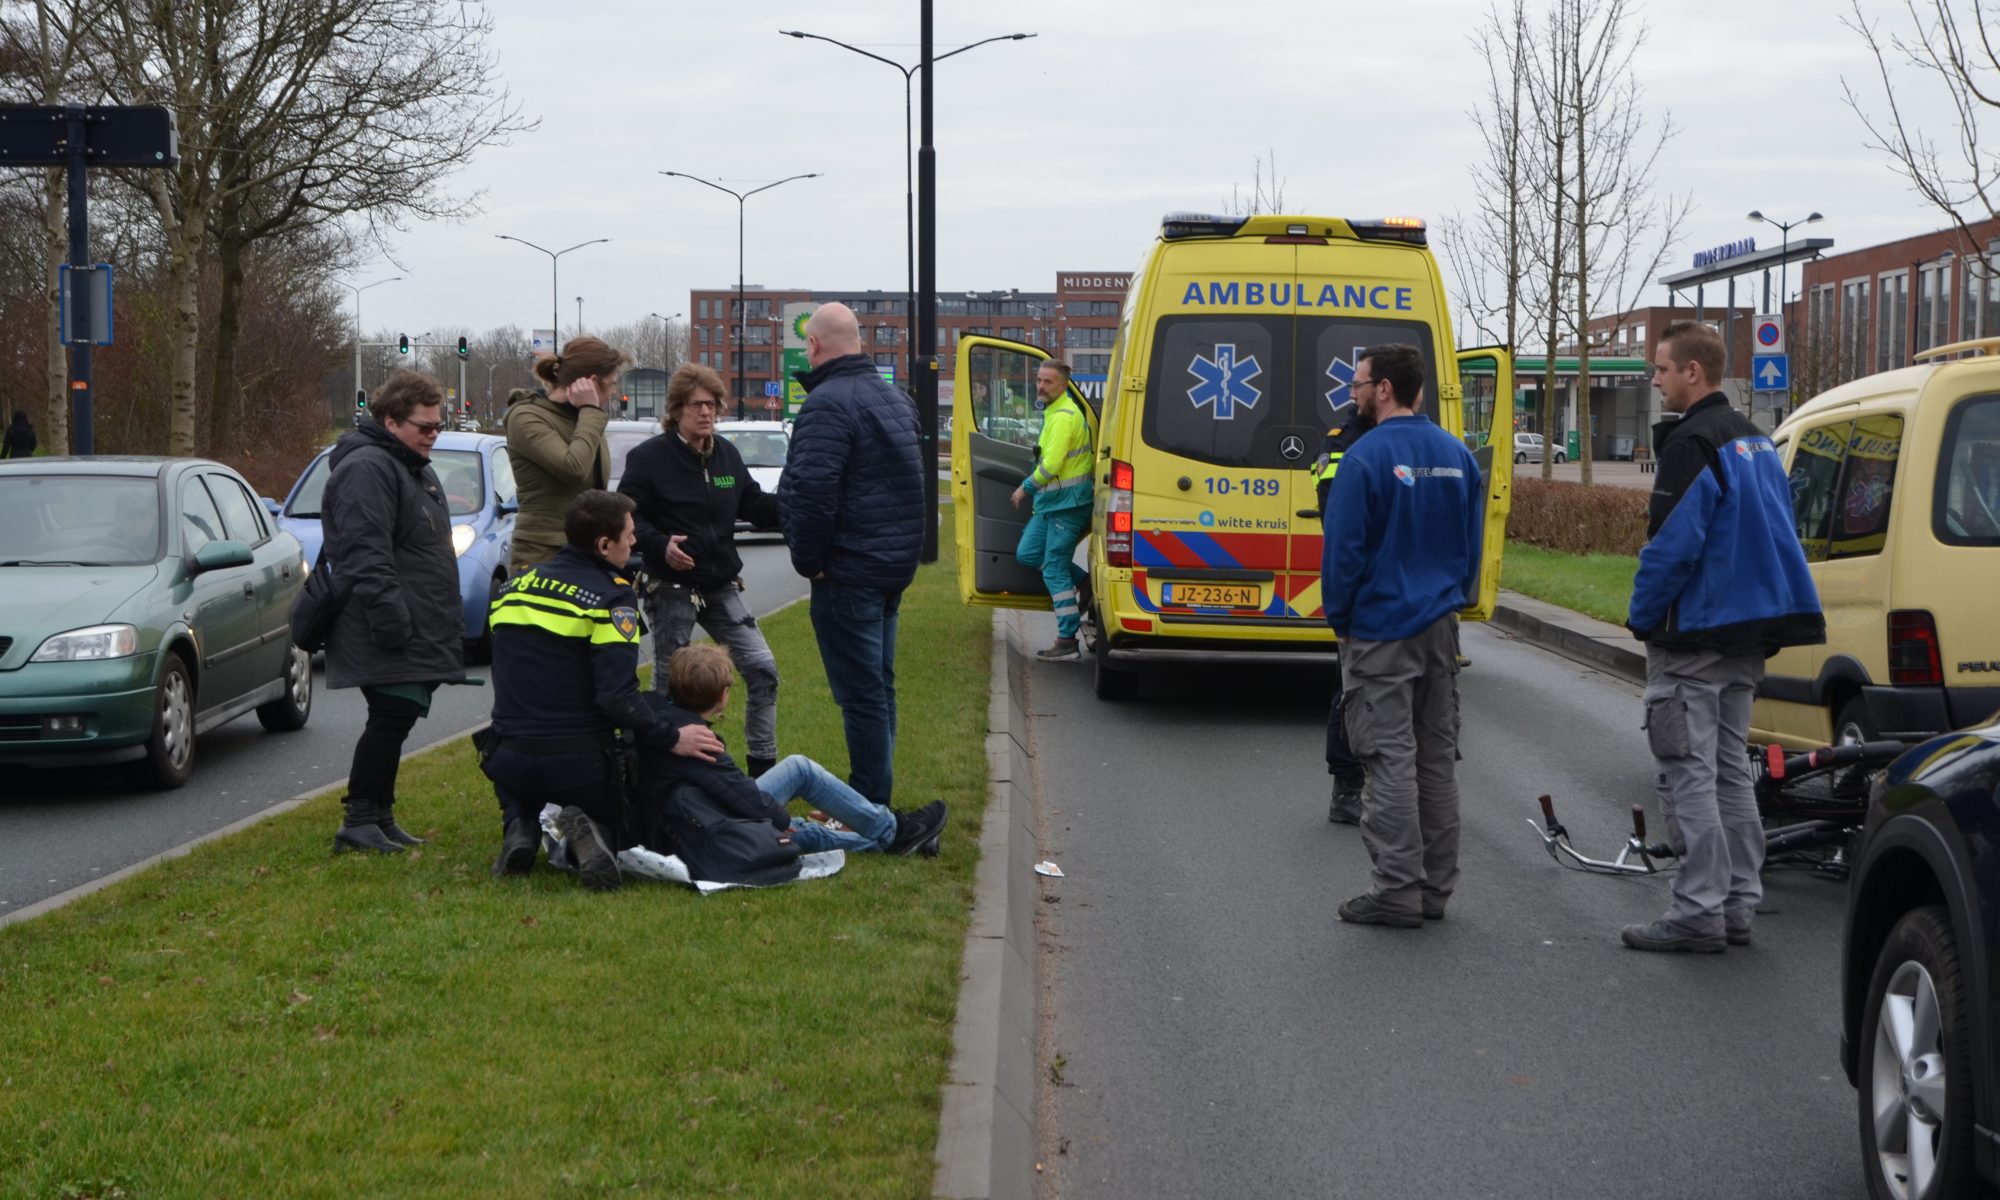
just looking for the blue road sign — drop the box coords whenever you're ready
[1752,353,1789,393]
[764,380,782,397]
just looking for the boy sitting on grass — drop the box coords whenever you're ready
[659,644,948,858]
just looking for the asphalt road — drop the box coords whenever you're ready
[0,535,806,914]
[1029,618,1865,1200]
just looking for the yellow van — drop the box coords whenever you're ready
[950,212,1515,698]
[1754,338,2000,747]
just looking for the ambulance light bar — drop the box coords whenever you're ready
[1350,217,1428,246]
[1160,212,1249,241]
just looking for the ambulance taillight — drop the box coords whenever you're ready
[1106,459,1135,567]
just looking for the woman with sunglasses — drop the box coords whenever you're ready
[320,368,467,853]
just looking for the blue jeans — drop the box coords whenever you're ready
[1017,506,1089,638]
[808,579,902,807]
[757,754,897,853]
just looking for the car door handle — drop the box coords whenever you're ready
[241,582,256,600]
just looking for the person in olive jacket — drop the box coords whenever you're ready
[321,370,466,854]
[616,362,786,776]
[503,335,623,574]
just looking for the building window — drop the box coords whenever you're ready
[1630,322,1646,350]
[737,351,771,373]
[1071,300,1120,317]
[874,325,899,344]
[1841,278,1871,384]
[1074,353,1111,374]
[1808,284,1837,388]
[1877,270,1909,373]
[1067,327,1117,349]
[698,299,710,319]
[873,353,897,367]
[1917,259,1953,356]
[730,325,772,346]
[730,299,772,320]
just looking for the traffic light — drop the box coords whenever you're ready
[456,336,468,359]
[397,333,409,355]
[355,389,366,412]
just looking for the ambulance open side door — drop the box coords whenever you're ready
[951,335,1089,609]
[1455,346,1515,622]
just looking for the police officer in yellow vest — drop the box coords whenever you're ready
[482,490,723,889]
[1312,402,1376,823]
[1010,362,1097,661]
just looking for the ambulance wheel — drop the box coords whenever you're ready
[1092,631,1138,701]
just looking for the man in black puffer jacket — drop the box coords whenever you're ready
[321,370,466,854]
[777,302,925,808]
[618,362,784,776]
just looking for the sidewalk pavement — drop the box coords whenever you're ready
[1490,588,1646,684]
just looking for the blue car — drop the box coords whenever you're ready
[273,432,517,663]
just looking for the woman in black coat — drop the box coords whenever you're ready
[1,410,36,458]
[321,370,466,853]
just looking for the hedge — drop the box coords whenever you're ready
[1506,477,1650,556]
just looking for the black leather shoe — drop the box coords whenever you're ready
[746,755,777,779]
[555,807,621,892]
[1328,778,1364,824]
[1337,893,1423,929]
[491,816,539,877]
[1621,918,1725,954]
[378,819,427,847]
[1421,894,1447,921]
[333,822,404,855]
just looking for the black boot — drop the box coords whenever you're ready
[746,754,777,779]
[378,805,427,847]
[492,815,540,877]
[333,797,404,855]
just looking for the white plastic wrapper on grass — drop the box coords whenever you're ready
[1033,860,1065,878]
[539,804,845,894]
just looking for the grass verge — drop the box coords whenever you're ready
[1,540,992,1200]
[1501,541,1640,626]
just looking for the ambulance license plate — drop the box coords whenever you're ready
[1161,582,1260,608]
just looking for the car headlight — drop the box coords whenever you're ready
[452,524,476,557]
[30,624,139,663]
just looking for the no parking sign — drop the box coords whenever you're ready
[1754,314,1786,355]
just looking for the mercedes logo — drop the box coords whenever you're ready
[1279,435,1306,461]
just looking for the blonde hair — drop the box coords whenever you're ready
[668,643,734,714]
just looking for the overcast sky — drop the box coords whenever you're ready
[356,0,1970,342]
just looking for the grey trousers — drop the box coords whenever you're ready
[1342,614,1462,913]
[643,583,780,761]
[1644,644,1765,933]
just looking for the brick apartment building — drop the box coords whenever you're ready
[686,271,1130,414]
[1792,214,2000,400]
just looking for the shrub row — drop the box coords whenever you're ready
[1506,476,1650,556]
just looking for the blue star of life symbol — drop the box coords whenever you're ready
[1187,343,1263,420]
[1324,346,1370,406]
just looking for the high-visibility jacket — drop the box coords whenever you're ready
[1022,394,1096,514]
[1312,406,1376,510]
[488,544,658,739]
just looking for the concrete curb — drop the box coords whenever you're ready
[933,611,1040,1200]
[1490,588,1647,684]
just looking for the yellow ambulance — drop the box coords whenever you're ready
[950,212,1515,699]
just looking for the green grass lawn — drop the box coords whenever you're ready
[0,544,992,1200]
[1501,541,1639,626]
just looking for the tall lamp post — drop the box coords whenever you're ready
[779,28,1036,394]
[1747,210,1823,318]
[660,170,820,418]
[576,295,585,336]
[493,234,610,351]
[648,311,683,418]
[336,276,401,409]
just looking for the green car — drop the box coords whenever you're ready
[0,457,313,789]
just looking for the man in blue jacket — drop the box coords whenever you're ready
[1623,322,1824,954]
[777,303,926,808]
[1321,345,1485,929]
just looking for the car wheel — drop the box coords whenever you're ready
[1555,451,1568,464]
[127,652,195,790]
[1858,906,1977,1200]
[1514,452,1526,464]
[464,569,505,666]
[1091,626,1138,701]
[1836,696,1880,746]
[257,644,313,732]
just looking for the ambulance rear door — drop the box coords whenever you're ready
[1453,346,1515,621]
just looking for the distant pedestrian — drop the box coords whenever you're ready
[777,302,925,809]
[505,336,623,573]
[321,369,466,854]
[1320,346,1485,928]
[1311,400,1377,824]
[1010,360,1096,661]
[617,361,785,777]
[1621,321,1823,954]
[1,410,36,458]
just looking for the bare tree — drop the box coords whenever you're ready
[1221,150,1288,216]
[85,0,529,456]
[1560,0,1686,487]
[1525,0,1578,482]
[1844,0,2000,238]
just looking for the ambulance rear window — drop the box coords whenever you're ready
[1142,315,1439,469]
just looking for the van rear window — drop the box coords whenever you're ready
[1142,315,1438,469]
[1936,394,2000,545]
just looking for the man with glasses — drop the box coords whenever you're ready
[1622,322,1823,953]
[320,369,466,854]
[1320,346,1484,929]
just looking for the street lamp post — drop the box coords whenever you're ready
[780,28,1036,394]
[576,295,585,336]
[661,171,820,418]
[485,361,500,426]
[648,311,684,418]
[336,276,401,409]
[1747,210,1824,319]
[493,234,611,352]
